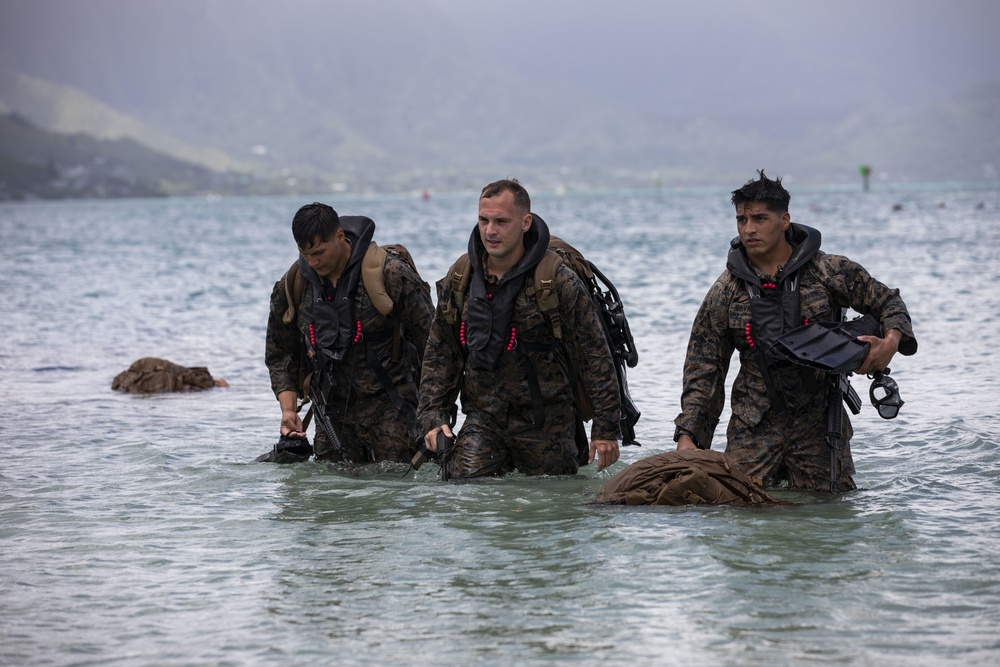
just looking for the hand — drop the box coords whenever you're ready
[277,390,304,437]
[857,328,901,375]
[424,424,454,452]
[676,434,698,451]
[589,439,620,472]
[280,412,305,438]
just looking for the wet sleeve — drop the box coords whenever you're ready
[416,279,466,433]
[384,257,434,367]
[264,278,303,398]
[827,255,918,356]
[558,267,622,441]
[673,277,734,449]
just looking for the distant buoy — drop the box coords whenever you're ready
[858,165,872,192]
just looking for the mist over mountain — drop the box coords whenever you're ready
[1,0,998,195]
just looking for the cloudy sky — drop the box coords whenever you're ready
[3,0,998,124]
[430,0,1000,120]
[1,0,997,185]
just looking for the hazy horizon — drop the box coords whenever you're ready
[1,0,998,191]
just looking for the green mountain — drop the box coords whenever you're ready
[1,0,997,196]
[0,112,287,200]
[0,66,245,173]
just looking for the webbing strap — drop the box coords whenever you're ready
[514,340,559,429]
[744,280,791,414]
[364,338,404,411]
[450,256,471,312]
[527,251,563,339]
[751,345,787,413]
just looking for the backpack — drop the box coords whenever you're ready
[280,241,429,396]
[595,450,783,506]
[441,236,642,444]
[280,242,427,324]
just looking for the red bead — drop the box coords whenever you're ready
[506,327,517,351]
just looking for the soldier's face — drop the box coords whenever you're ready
[736,202,790,262]
[299,228,347,279]
[478,190,532,264]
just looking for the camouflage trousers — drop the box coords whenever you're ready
[313,391,420,464]
[724,404,857,492]
[441,400,581,479]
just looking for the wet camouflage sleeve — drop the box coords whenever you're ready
[416,276,466,434]
[383,255,434,370]
[265,275,302,398]
[674,252,917,448]
[673,269,735,448]
[813,253,916,352]
[556,265,622,441]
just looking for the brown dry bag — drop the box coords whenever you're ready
[112,357,227,393]
[595,449,781,506]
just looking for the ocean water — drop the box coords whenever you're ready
[1,184,999,666]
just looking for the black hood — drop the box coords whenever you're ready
[727,222,821,285]
[727,223,823,368]
[464,213,551,371]
[338,215,377,274]
[467,212,551,287]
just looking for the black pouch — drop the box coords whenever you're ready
[256,434,313,464]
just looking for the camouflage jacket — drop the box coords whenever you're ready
[418,261,622,442]
[675,250,917,448]
[265,254,433,404]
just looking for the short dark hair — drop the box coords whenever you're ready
[731,169,790,214]
[481,178,531,213]
[292,202,340,248]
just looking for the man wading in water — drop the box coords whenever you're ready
[673,170,917,491]
[417,179,622,479]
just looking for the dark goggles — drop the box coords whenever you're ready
[868,369,904,419]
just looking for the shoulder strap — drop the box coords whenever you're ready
[442,253,473,325]
[527,249,564,338]
[361,242,393,316]
[281,260,306,324]
[284,242,394,324]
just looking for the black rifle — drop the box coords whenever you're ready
[404,430,456,477]
[307,360,358,473]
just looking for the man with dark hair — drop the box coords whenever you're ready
[674,170,917,491]
[417,179,621,479]
[265,202,433,464]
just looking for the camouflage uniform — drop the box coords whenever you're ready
[675,249,917,491]
[418,249,621,480]
[266,255,433,463]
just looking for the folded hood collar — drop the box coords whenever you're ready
[727,222,822,284]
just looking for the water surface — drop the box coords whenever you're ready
[2,184,999,666]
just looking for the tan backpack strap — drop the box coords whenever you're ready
[529,249,564,339]
[282,260,305,324]
[361,242,394,317]
[442,254,472,325]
